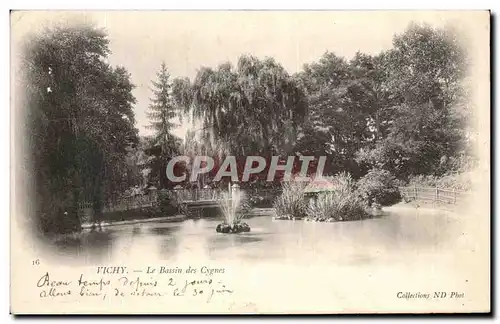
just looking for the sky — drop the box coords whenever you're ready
[12,11,478,138]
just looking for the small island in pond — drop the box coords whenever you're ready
[216,222,251,234]
[271,172,401,223]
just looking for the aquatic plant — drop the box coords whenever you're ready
[306,173,369,222]
[273,180,308,219]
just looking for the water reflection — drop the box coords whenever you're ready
[209,234,263,250]
[52,230,115,264]
[148,226,178,236]
[131,226,141,236]
[47,207,462,266]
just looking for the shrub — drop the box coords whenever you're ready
[246,191,279,208]
[439,154,477,175]
[273,180,308,218]
[158,189,178,214]
[357,169,401,207]
[306,172,369,221]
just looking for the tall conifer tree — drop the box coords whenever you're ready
[146,62,180,188]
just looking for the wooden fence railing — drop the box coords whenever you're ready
[167,189,224,203]
[398,186,470,205]
[78,187,284,215]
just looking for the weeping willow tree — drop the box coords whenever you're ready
[178,129,231,188]
[172,55,308,159]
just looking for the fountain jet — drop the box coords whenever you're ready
[216,184,251,234]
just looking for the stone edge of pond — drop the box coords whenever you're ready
[81,214,187,229]
[80,208,277,229]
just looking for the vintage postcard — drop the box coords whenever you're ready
[10,10,490,314]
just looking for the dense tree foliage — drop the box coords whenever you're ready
[22,25,138,233]
[173,23,472,184]
[354,24,470,179]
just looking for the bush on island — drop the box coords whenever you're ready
[305,173,369,222]
[356,169,401,207]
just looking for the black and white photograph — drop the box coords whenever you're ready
[9,10,490,314]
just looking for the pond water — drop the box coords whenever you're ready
[43,205,488,313]
[52,206,467,267]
